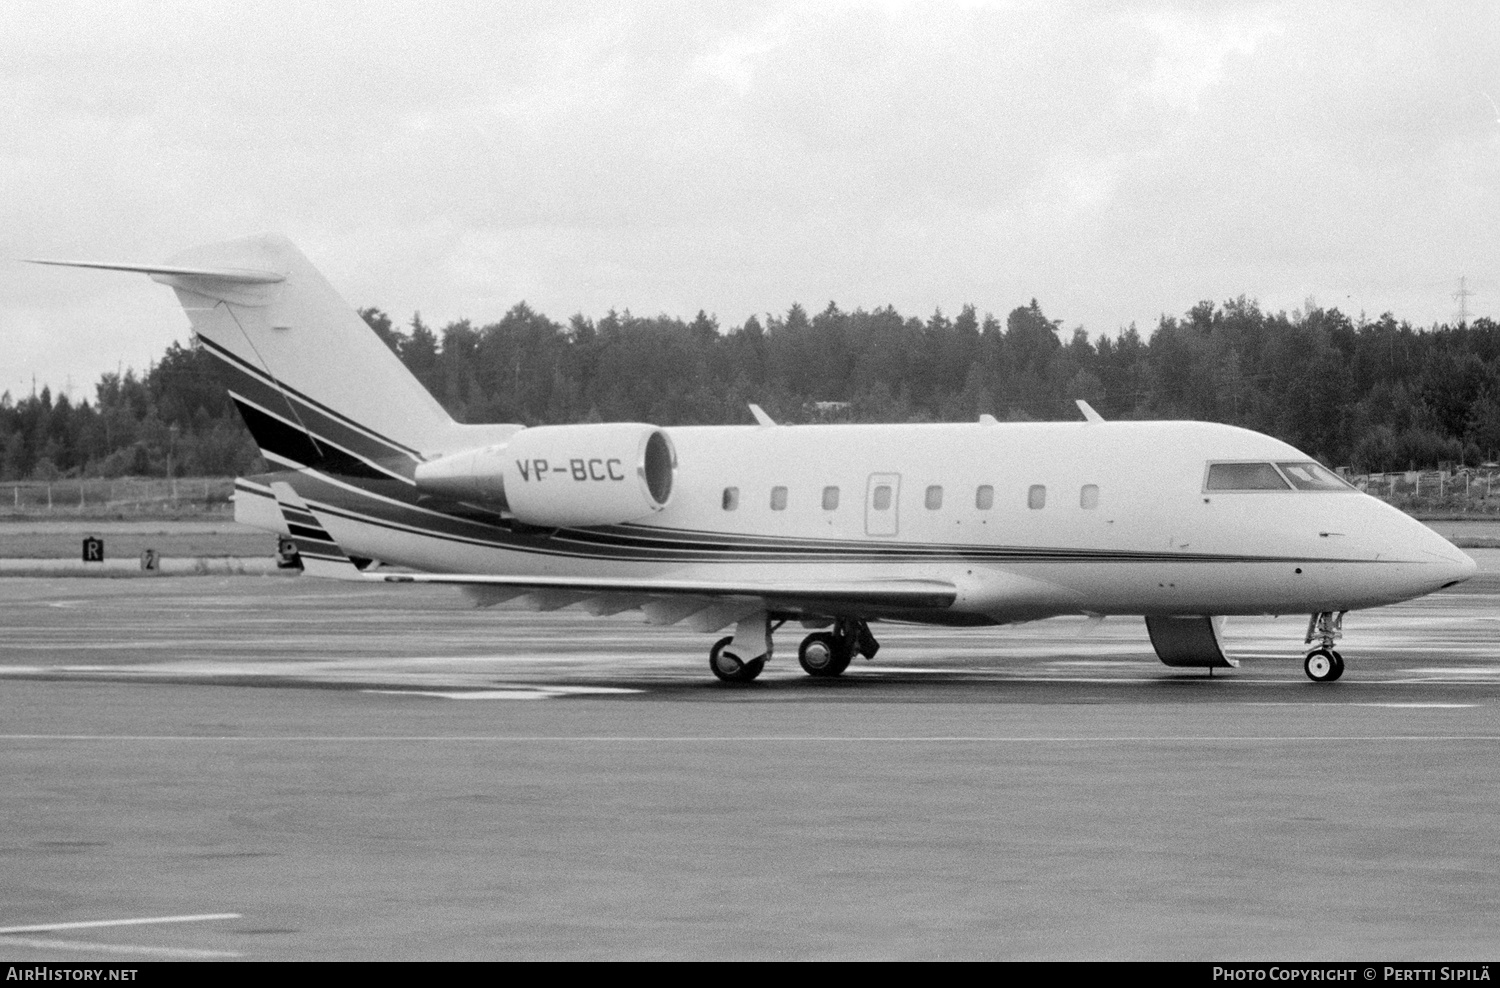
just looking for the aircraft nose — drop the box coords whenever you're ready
[1414,526,1477,587]
[1432,545,1478,587]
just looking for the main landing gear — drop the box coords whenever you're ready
[708,614,880,683]
[797,619,879,678]
[709,636,765,683]
[1303,611,1346,682]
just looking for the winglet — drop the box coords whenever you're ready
[1075,400,1104,423]
[269,482,364,580]
[748,403,777,427]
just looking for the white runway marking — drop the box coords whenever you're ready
[1401,667,1500,676]
[0,914,244,960]
[3,734,1499,743]
[366,689,556,700]
[1354,702,1477,708]
[0,912,241,935]
[364,686,643,700]
[0,935,241,959]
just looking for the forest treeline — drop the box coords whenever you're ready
[4,295,1500,481]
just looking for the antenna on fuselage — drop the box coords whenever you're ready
[1075,400,1104,423]
[748,403,777,427]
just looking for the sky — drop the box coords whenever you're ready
[3,0,1498,404]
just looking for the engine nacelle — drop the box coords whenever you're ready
[413,423,676,527]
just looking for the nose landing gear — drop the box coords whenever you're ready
[1304,647,1344,682]
[1303,611,1346,682]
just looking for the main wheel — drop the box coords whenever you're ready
[1304,648,1338,682]
[710,636,764,683]
[798,632,852,677]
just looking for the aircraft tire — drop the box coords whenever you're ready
[798,632,850,677]
[1328,650,1345,681]
[1304,648,1338,682]
[710,636,763,683]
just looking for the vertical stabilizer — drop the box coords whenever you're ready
[157,234,458,476]
[30,234,525,476]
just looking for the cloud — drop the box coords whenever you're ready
[3,1,1498,396]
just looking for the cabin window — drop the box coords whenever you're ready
[925,485,943,510]
[822,486,840,510]
[976,485,994,510]
[1080,484,1099,509]
[1205,462,1290,491]
[771,486,788,510]
[1277,462,1351,491]
[873,485,892,511]
[722,487,739,510]
[1028,485,1046,509]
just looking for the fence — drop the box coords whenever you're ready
[1,477,236,517]
[1357,470,1500,513]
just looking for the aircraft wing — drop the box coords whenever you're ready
[279,485,956,630]
[379,571,957,611]
[375,572,956,632]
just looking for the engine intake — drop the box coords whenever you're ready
[414,423,676,527]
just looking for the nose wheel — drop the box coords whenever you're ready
[1303,611,1347,682]
[1304,647,1344,682]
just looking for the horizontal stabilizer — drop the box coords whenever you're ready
[25,258,285,285]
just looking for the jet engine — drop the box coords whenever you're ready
[413,423,676,527]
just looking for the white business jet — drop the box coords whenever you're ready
[30,235,1476,683]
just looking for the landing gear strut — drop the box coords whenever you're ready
[798,619,878,678]
[1303,611,1346,682]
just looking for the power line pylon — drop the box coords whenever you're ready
[1454,276,1475,326]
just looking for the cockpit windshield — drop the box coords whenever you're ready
[1276,461,1352,491]
[1205,462,1289,490]
[1204,461,1352,492]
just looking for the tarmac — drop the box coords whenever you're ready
[1,561,1498,960]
